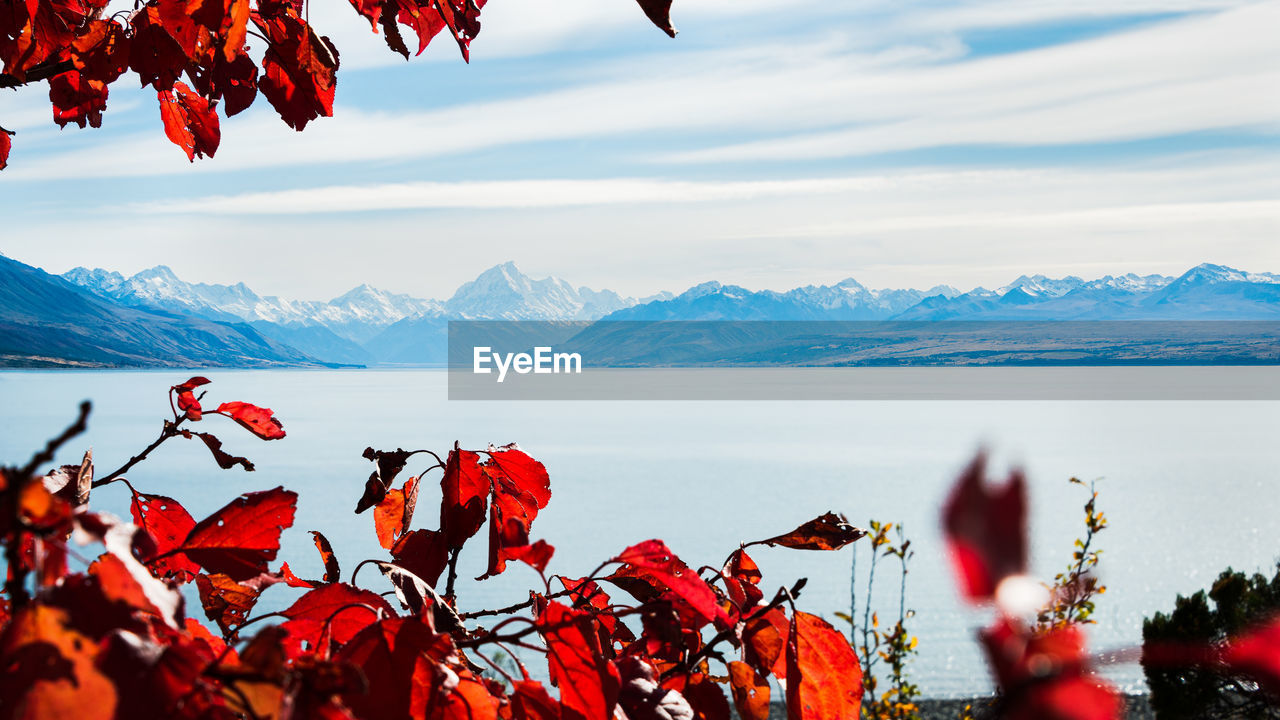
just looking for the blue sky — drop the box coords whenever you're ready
[1,0,1277,300]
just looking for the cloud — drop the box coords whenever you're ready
[5,2,1274,181]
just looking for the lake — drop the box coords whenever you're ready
[1,369,1277,698]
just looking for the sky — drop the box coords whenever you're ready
[2,0,1278,300]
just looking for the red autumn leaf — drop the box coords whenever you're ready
[667,673,729,720]
[70,18,131,83]
[188,430,256,471]
[981,619,1122,720]
[281,582,394,649]
[1222,615,1280,700]
[0,128,11,171]
[158,80,220,162]
[942,453,1028,601]
[179,487,297,580]
[49,69,108,128]
[186,47,258,116]
[512,678,562,720]
[609,539,731,630]
[440,446,487,549]
[357,446,422,513]
[173,376,210,419]
[634,0,676,38]
[727,661,770,720]
[253,3,339,131]
[722,548,764,614]
[538,600,621,720]
[432,0,487,62]
[196,571,278,633]
[506,538,555,573]
[0,0,84,80]
[375,475,419,550]
[785,611,862,720]
[0,605,118,720]
[131,491,201,582]
[214,401,284,439]
[749,512,866,552]
[478,444,552,579]
[390,528,450,586]
[311,530,341,583]
[129,5,189,90]
[280,561,316,588]
[616,656,695,720]
[334,617,456,720]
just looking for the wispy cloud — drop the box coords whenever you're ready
[5,2,1274,181]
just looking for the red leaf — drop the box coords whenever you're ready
[130,491,201,582]
[785,611,862,720]
[440,446,487,550]
[215,401,285,439]
[186,47,258,116]
[180,487,297,580]
[750,512,866,551]
[668,673,729,720]
[334,617,456,720]
[981,619,1122,720]
[1223,615,1280,700]
[281,582,395,657]
[253,4,338,130]
[431,0,486,62]
[634,0,676,37]
[506,539,555,573]
[478,444,551,579]
[129,5,189,90]
[537,600,621,720]
[311,530,341,583]
[722,548,763,614]
[610,539,730,630]
[727,661,770,720]
[49,70,108,129]
[158,80,220,162]
[371,561,462,632]
[71,19,130,83]
[0,128,11,170]
[280,561,316,588]
[390,528,450,587]
[173,376,209,419]
[196,571,279,633]
[512,678,562,720]
[942,454,1027,601]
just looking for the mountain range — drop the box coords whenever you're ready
[2,251,1277,368]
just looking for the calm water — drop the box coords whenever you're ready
[2,369,1277,698]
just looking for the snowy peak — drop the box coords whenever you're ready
[444,263,636,320]
[1170,263,1280,287]
[998,274,1084,298]
[63,266,125,294]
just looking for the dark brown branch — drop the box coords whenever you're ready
[19,401,91,479]
[93,419,182,487]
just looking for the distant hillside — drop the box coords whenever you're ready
[0,255,322,368]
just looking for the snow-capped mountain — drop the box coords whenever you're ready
[65,265,441,330]
[444,262,639,320]
[606,278,961,321]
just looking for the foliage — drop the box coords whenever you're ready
[1036,478,1108,630]
[0,0,678,169]
[0,376,868,720]
[842,520,921,720]
[1142,564,1280,719]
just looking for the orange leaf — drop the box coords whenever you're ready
[785,611,862,720]
[728,661,770,720]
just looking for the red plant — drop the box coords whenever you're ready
[0,377,866,720]
[0,0,678,169]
